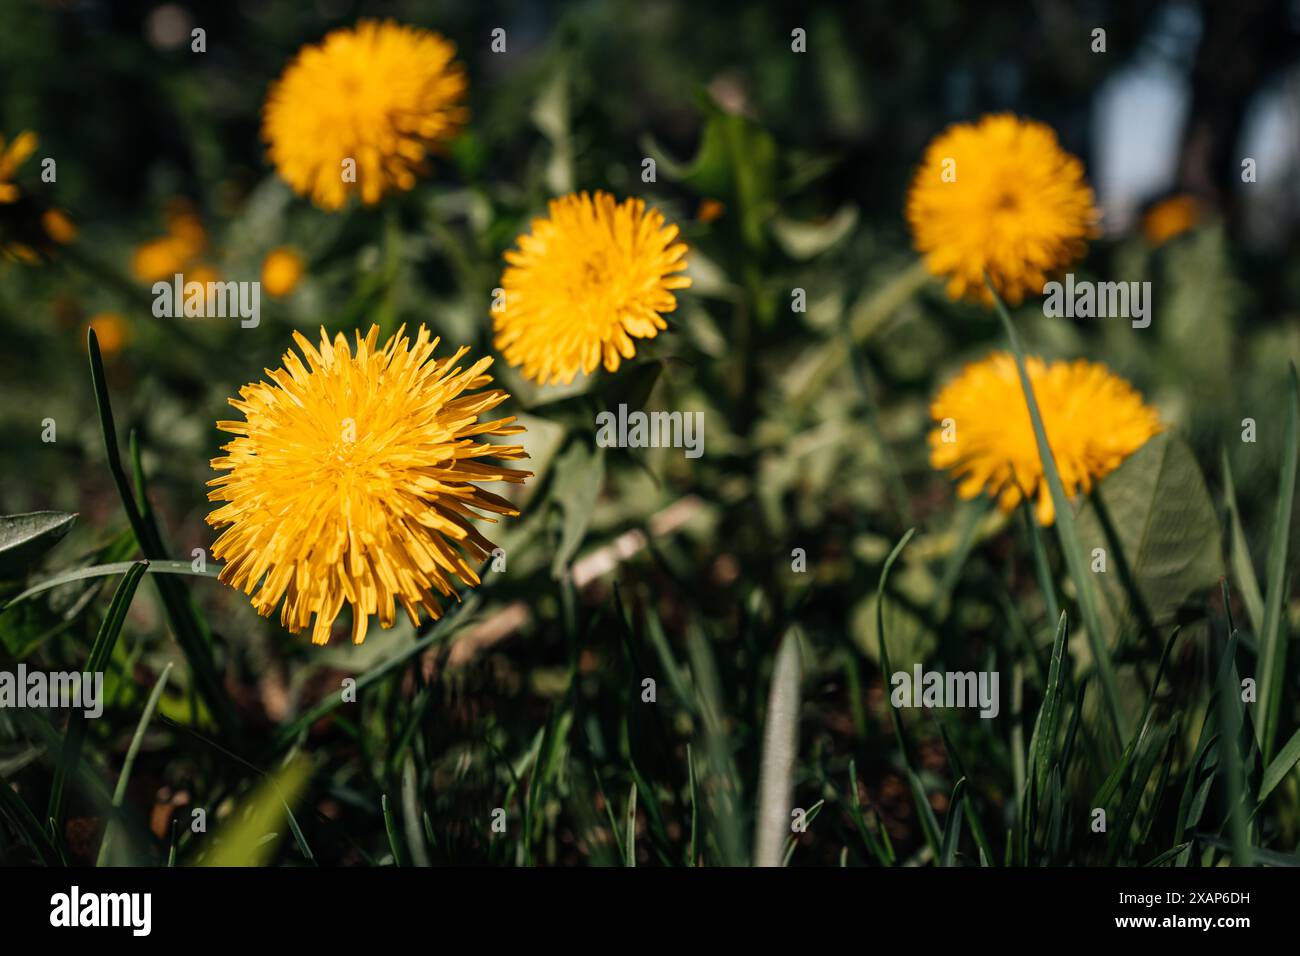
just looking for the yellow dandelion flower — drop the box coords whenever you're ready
[906,114,1098,306]
[207,324,531,645]
[262,20,468,210]
[261,246,304,298]
[1142,194,1200,246]
[928,352,1161,525]
[0,130,37,204]
[494,190,691,385]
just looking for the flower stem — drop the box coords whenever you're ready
[984,275,1129,749]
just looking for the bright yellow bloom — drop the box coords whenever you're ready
[261,247,305,298]
[494,191,691,385]
[262,20,467,210]
[906,115,1098,306]
[207,324,530,645]
[85,313,129,356]
[928,352,1161,525]
[0,130,37,203]
[1142,194,1200,246]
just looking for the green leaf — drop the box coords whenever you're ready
[644,100,776,252]
[550,440,606,578]
[1075,433,1222,643]
[770,205,858,260]
[531,64,573,196]
[0,512,76,575]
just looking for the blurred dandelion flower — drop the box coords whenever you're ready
[84,313,129,357]
[906,114,1098,306]
[494,190,691,385]
[1142,194,1201,246]
[696,198,725,224]
[131,199,209,283]
[207,324,530,645]
[41,209,77,245]
[262,20,467,210]
[928,352,1160,525]
[0,130,37,203]
[0,130,78,263]
[261,246,304,298]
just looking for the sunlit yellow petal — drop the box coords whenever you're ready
[494,190,690,386]
[928,352,1160,526]
[906,114,1098,306]
[207,324,531,645]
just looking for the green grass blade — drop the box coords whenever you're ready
[624,781,637,867]
[875,528,943,861]
[781,799,823,866]
[1259,725,1300,804]
[1222,447,1265,632]
[0,773,64,865]
[401,756,430,867]
[1257,363,1299,763]
[1020,503,1060,628]
[1216,623,1252,866]
[48,561,147,831]
[97,662,173,866]
[269,595,480,750]
[686,742,698,866]
[381,792,404,866]
[198,757,312,867]
[1031,611,1069,797]
[986,277,1128,746]
[939,777,967,867]
[4,559,219,610]
[88,329,237,740]
[936,722,996,867]
[754,627,802,867]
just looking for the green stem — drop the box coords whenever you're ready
[984,277,1128,748]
